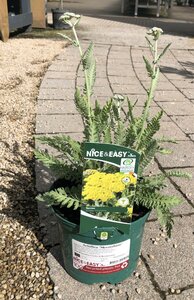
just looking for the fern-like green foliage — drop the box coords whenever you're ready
[34,149,83,184]
[36,135,82,165]
[82,42,96,97]
[37,187,81,210]
[35,23,191,237]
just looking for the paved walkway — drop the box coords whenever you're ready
[36,16,194,300]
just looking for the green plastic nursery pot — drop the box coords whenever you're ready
[53,206,150,284]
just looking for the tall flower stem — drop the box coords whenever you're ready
[135,38,159,151]
[71,25,91,119]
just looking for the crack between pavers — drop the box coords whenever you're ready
[164,166,194,170]
[141,256,194,297]
[178,284,194,292]
[166,283,194,296]
[141,255,194,297]
[140,254,167,300]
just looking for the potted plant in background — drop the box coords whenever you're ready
[35,14,191,284]
[51,0,71,29]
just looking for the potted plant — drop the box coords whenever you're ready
[35,14,190,284]
[51,0,71,29]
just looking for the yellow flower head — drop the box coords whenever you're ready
[82,171,137,202]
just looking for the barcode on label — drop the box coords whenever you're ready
[110,256,128,264]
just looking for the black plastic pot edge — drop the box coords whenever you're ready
[51,8,71,30]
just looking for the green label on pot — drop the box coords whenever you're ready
[80,143,140,235]
[84,142,139,173]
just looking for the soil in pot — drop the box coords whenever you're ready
[51,178,149,225]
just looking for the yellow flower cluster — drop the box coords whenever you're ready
[82,171,137,202]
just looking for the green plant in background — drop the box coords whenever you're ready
[35,15,191,237]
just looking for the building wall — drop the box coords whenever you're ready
[59,0,123,15]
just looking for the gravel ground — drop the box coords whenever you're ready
[0,37,65,299]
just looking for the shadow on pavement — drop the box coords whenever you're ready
[86,13,194,37]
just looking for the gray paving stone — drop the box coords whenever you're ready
[133,68,150,75]
[108,68,136,76]
[36,114,83,134]
[189,134,194,141]
[108,76,139,85]
[96,66,107,75]
[77,77,109,87]
[112,84,145,94]
[111,45,130,51]
[138,72,167,82]
[108,52,131,59]
[95,57,107,65]
[91,96,118,106]
[47,246,161,300]
[108,65,134,72]
[48,61,77,72]
[37,100,77,115]
[125,94,156,106]
[93,86,113,97]
[45,71,76,80]
[56,53,80,63]
[171,116,194,134]
[163,71,192,80]
[155,121,187,140]
[132,62,145,69]
[132,106,170,122]
[77,67,107,78]
[157,101,194,116]
[56,57,79,66]
[35,161,56,193]
[131,54,151,63]
[180,89,194,99]
[141,80,177,91]
[41,78,75,89]
[93,49,109,57]
[154,91,188,102]
[108,59,132,66]
[141,216,194,290]
[171,79,194,89]
[160,62,181,70]
[156,141,194,168]
[38,88,74,100]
